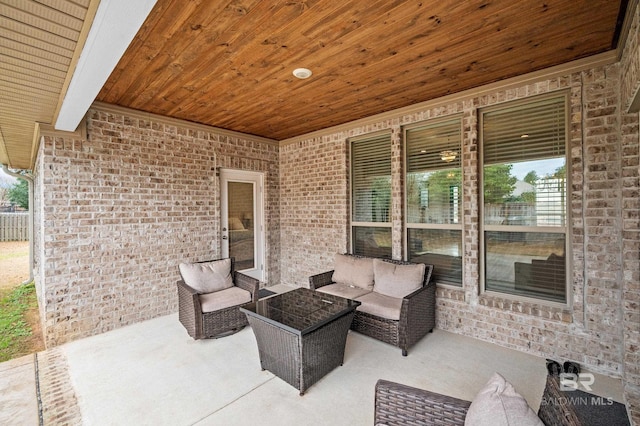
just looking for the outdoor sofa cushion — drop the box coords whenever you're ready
[373,258,425,298]
[199,286,252,313]
[332,253,375,291]
[464,372,543,426]
[316,283,372,300]
[179,258,234,294]
[355,291,403,320]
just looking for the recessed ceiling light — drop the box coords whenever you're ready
[293,68,312,79]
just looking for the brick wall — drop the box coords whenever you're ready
[34,107,279,346]
[620,3,640,423]
[279,64,639,413]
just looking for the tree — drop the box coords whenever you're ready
[483,164,517,204]
[552,165,566,179]
[523,170,539,185]
[8,179,28,209]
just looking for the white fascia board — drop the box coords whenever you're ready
[55,0,158,132]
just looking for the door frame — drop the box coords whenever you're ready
[220,168,265,282]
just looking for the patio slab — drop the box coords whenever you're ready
[0,354,39,426]
[1,284,629,425]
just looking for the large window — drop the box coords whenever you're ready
[351,133,392,258]
[405,118,463,285]
[480,94,568,303]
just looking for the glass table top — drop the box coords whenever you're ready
[240,288,360,335]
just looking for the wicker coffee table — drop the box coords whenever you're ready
[240,288,360,395]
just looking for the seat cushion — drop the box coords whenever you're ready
[199,287,251,313]
[373,259,425,299]
[464,372,544,426]
[355,291,403,321]
[332,254,375,291]
[316,283,371,300]
[179,259,233,294]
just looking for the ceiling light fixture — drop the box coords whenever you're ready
[293,68,312,79]
[440,150,457,162]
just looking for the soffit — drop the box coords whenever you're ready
[0,0,97,169]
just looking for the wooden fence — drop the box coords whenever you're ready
[0,212,29,241]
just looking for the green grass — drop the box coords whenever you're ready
[0,249,29,262]
[0,282,37,362]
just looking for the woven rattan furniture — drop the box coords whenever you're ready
[177,258,259,340]
[309,255,435,356]
[240,288,360,395]
[374,377,581,426]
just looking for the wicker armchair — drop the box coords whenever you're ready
[374,377,581,426]
[177,258,259,339]
[374,379,471,425]
[309,256,435,356]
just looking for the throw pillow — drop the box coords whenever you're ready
[373,259,425,299]
[179,259,234,294]
[228,217,245,230]
[331,254,375,290]
[464,372,544,426]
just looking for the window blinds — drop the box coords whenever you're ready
[483,95,566,164]
[406,119,461,172]
[351,134,391,223]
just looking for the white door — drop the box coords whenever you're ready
[220,169,265,281]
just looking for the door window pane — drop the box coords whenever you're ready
[228,181,255,271]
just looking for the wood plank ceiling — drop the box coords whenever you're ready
[98,0,626,141]
[0,0,96,169]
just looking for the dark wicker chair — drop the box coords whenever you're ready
[177,258,259,339]
[374,376,581,426]
[309,256,435,356]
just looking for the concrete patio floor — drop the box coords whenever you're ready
[2,285,627,425]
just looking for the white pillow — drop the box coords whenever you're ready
[464,373,544,426]
[331,254,375,291]
[179,259,234,293]
[373,259,425,298]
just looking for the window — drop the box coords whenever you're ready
[405,118,463,285]
[480,94,568,303]
[350,133,392,258]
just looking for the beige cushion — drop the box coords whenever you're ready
[373,259,425,298]
[317,283,371,300]
[179,259,233,294]
[229,217,245,230]
[332,254,375,291]
[464,373,544,426]
[355,291,403,321]
[199,287,251,313]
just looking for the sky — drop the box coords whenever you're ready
[0,168,18,187]
[511,158,564,180]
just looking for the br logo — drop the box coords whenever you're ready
[559,373,595,391]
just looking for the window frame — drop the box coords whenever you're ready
[349,131,393,258]
[478,91,571,306]
[403,115,464,286]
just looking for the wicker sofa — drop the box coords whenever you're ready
[374,376,581,426]
[309,254,435,356]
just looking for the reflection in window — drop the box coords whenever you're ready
[481,94,568,302]
[405,118,463,285]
